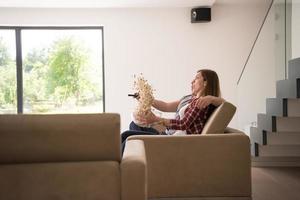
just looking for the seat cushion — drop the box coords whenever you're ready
[0,113,121,163]
[0,161,120,200]
[201,102,236,134]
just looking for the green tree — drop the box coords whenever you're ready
[0,66,16,108]
[0,37,16,109]
[0,37,10,66]
[23,48,49,104]
[47,37,91,105]
[24,48,48,72]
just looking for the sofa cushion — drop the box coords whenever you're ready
[0,161,120,200]
[201,101,236,134]
[0,113,121,163]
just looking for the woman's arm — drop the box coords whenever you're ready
[196,96,225,109]
[144,101,207,130]
[211,96,225,106]
[152,99,180,112]
[163,104,201,130]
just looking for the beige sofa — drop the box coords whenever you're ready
[0,102,251,200]
[125,102,252,200]
[0,113,146,200]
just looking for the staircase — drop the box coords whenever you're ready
[251,57,300,167]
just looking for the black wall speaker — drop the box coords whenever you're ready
[191,7,211,23]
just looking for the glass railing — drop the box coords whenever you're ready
[290,0,300,60]
[236,0,299,135]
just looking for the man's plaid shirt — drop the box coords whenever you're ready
[167,97,216,134]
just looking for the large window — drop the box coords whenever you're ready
[0,27,105,114]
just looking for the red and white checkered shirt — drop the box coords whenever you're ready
[167,98,216,134]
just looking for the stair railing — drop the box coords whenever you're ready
[237,0,275,85]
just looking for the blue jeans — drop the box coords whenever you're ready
[121,121,160,154]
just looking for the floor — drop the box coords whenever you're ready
[252,167,300,200]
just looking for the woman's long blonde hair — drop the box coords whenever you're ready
[197,69,221,97]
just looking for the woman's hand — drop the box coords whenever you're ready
[196,95,215,109]
[134,110,159,125]
[143,110,159,125]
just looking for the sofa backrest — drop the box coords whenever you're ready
[0,113,121,164]
[201,102,236,134]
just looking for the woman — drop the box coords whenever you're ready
[122,69,223,153]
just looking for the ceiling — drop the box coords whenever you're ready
[0,0,216,8]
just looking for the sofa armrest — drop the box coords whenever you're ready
[121,140,147,200]
[224,126,243,133]
[127,133,251,199]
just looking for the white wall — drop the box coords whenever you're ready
[0,0,271,131]
[292,2,300,58]
[237,0,300,135]
[237,5,277,134]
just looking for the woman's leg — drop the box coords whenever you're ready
[129,121,160,134]
[121,130,158,154]
[129,121,144,131]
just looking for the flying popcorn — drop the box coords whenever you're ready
[133,74,154,117]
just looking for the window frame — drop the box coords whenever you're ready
[0,26,105,113]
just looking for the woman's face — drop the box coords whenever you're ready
[191,72,206,96]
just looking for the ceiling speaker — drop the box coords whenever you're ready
[191,7,211,23]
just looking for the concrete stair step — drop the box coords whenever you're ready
[266,98,300,117]
[257,144,300,157]
[257,113,300,132]
[276,78,300,99]
[250,127,300,145]
[251,57,300,167]
[267,132,300,145]
[288,57,300,81]
[252,156,300,167]
[250,127,264,145]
